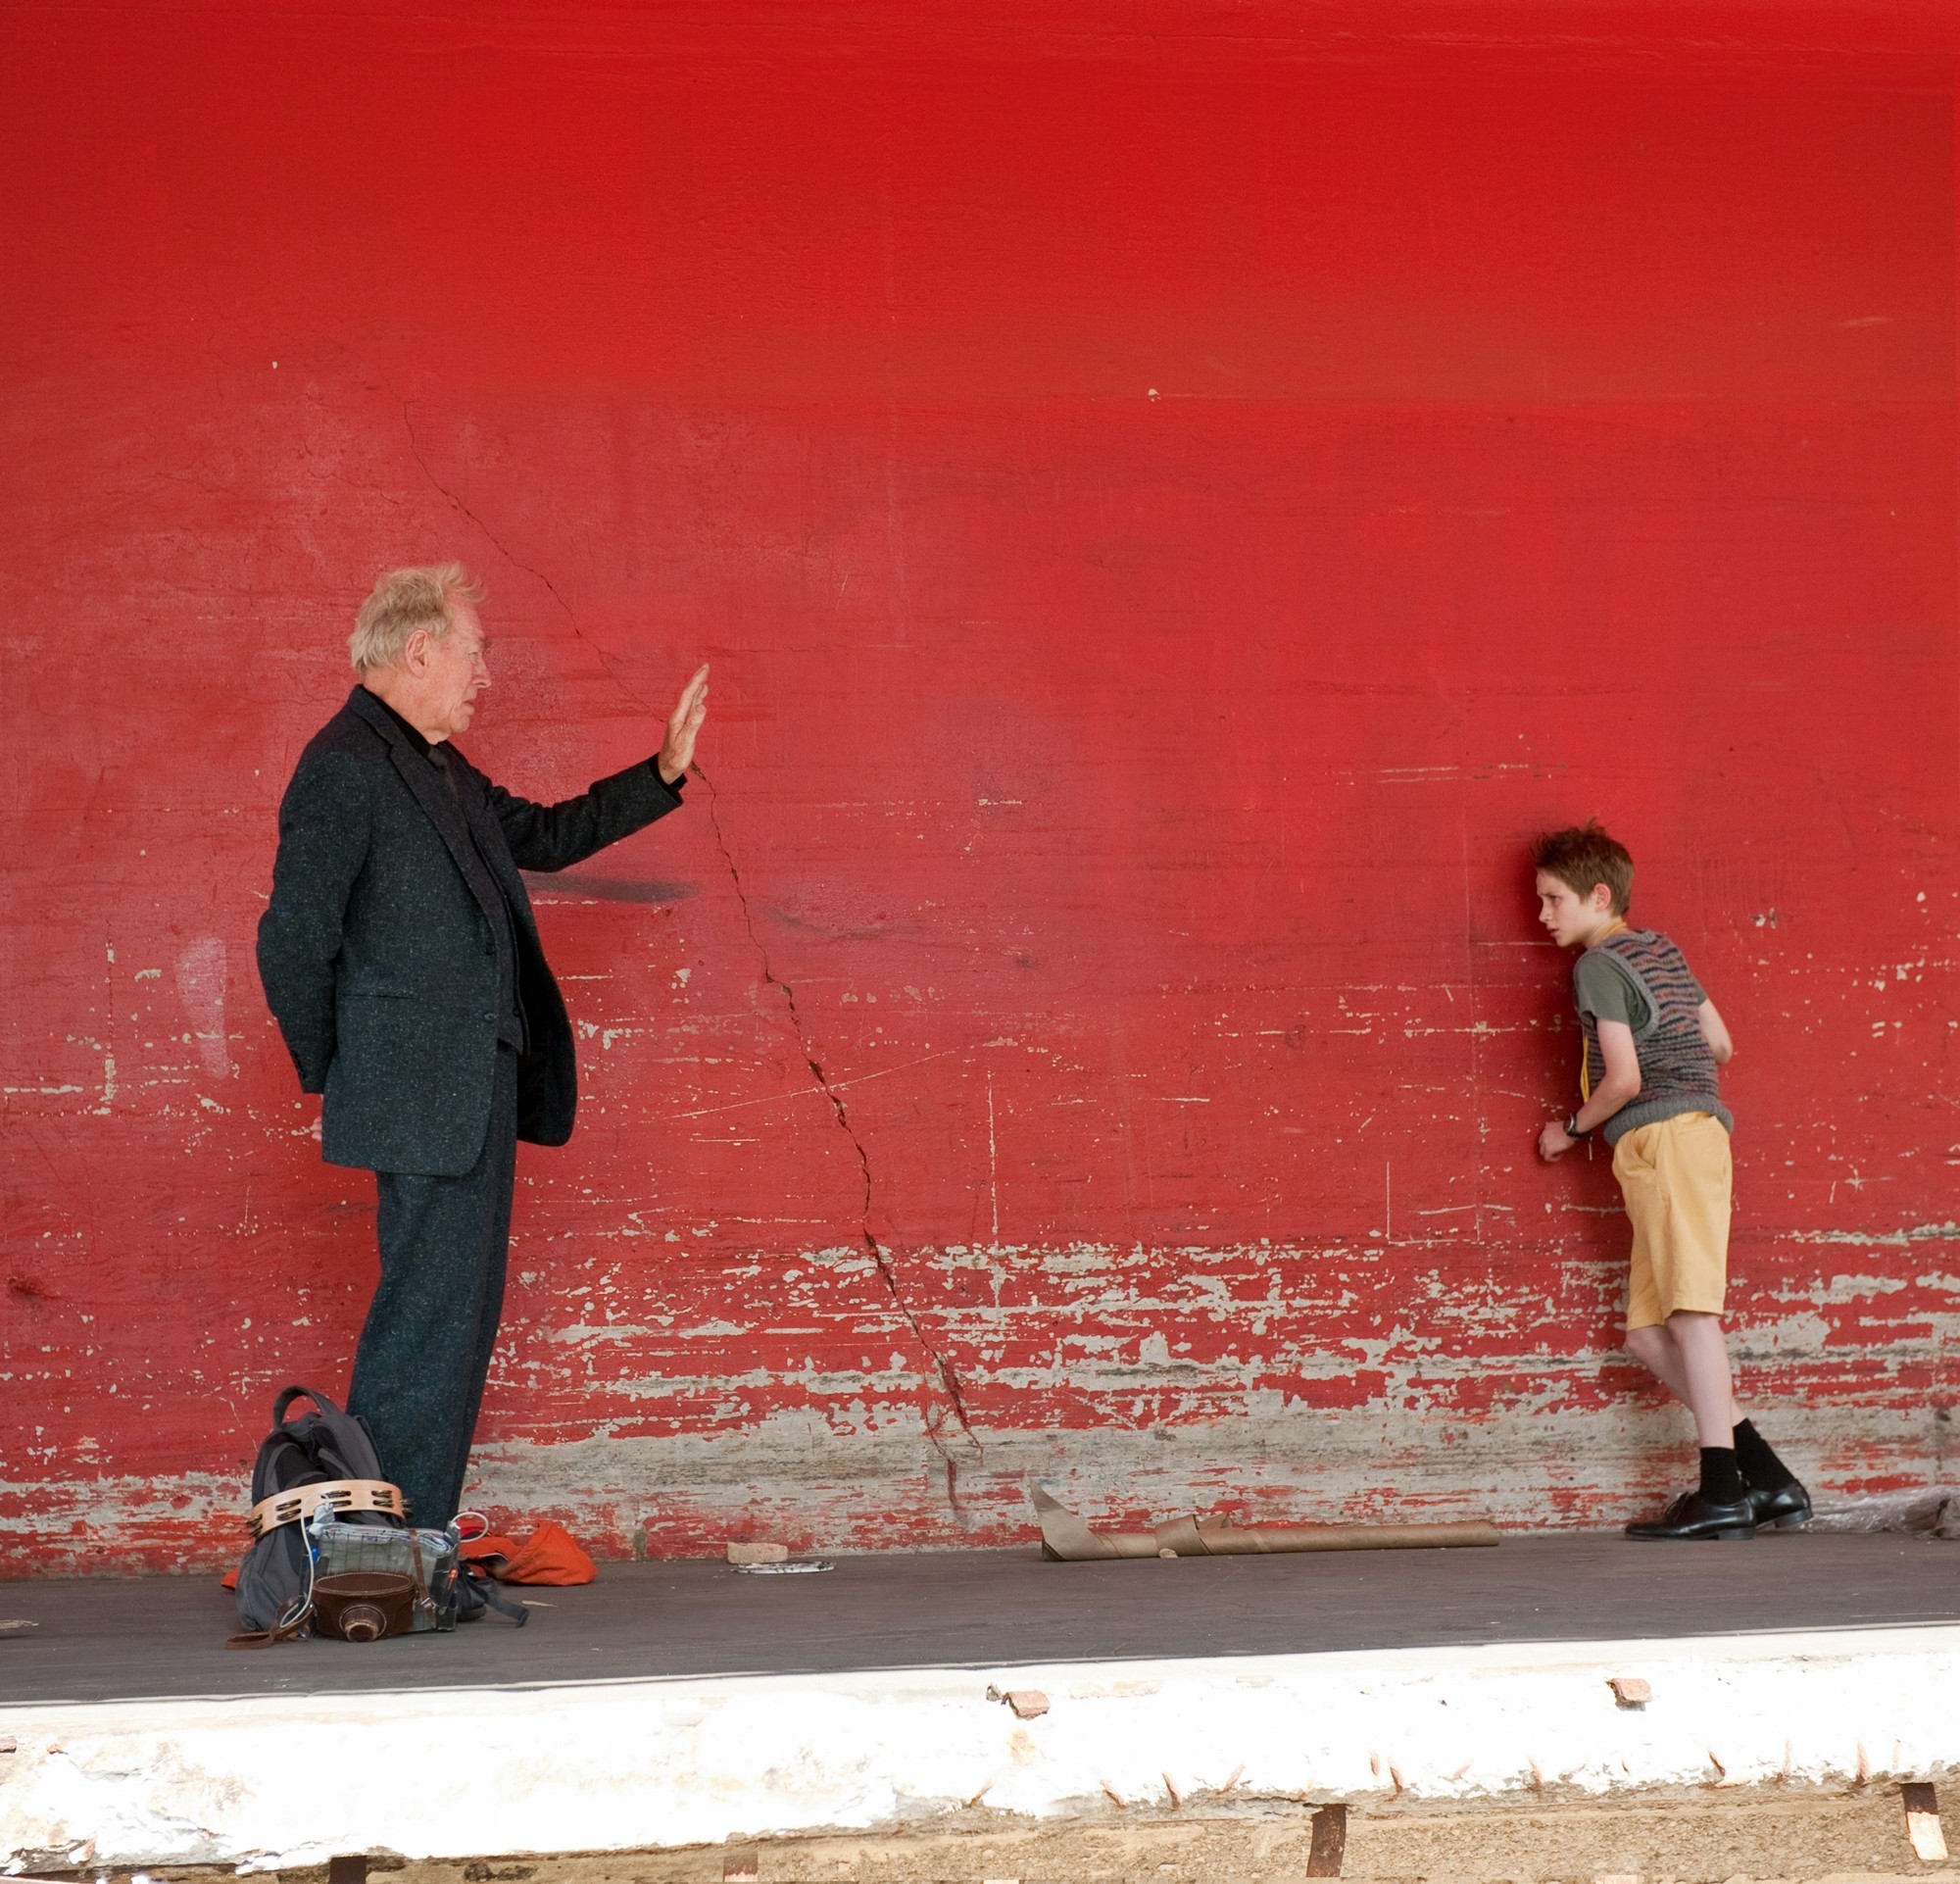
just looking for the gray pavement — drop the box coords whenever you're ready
[1,1531,1953,1709]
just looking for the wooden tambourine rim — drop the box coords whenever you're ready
[246,1476,409,1539]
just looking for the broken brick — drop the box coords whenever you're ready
[1904,1782,1948,1862]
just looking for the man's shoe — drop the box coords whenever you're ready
[1747,1479,1812,1531]
[1625,1489,1756,1541]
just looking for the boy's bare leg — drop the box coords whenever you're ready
[1661,1312,1737,1448]
[1627,1314,1811,1533]
[1627,1320,1743,1430]
[1623,1310,1758,1538]
[1624,1322,1690,1400]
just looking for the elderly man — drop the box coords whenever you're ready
[258,564,708,1526]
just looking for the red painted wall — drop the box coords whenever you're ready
[3,2,1955,1569]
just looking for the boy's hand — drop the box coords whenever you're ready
[1538,1118,1576,1162]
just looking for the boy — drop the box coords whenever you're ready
[1531,822,1809,1540]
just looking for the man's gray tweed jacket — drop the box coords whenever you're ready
[257,686,682,1175]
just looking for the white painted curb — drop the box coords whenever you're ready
[4,1625,1957,1869]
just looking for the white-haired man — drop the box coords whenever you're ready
[258,565,708,1527]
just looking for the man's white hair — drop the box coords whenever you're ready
[349,564,484,674]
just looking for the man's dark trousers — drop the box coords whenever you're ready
[349,1045,519,1527]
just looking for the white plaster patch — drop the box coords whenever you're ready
[173,936,233,1079]
[1815,1272,1910,1302]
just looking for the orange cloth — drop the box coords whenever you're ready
[460,1519,597,1585]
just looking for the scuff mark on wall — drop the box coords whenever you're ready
[174,936,232,1079]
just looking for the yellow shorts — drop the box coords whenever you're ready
[1613,1111,1732,1330]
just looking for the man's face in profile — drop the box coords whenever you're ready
[420,598,491,742]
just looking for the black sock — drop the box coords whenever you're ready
[1733,1418,1796,1492]
[1699,1446,1746,1504]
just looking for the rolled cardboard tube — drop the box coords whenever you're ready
[1030,1483,1499,1560]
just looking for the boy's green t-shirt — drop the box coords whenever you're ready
[1574,948,1705,1037]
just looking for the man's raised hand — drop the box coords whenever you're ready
[659,664,710,784]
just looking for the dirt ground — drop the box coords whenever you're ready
[51,1788,1954,1883]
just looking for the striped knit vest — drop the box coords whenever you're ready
[1579,928,1733,1146]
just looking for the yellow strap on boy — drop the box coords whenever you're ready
[1578,918,1630,1102]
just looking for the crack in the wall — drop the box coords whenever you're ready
[392,401,977,1504]
[398,400,655,714]
[696,765,981,1505]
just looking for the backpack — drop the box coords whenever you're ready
[230,1385,524,1645]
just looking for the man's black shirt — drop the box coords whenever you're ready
[362,688,530,1053]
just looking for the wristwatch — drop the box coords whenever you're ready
[1565,1113,1592,1139]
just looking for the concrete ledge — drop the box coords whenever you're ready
[5,1625,1957,1871]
